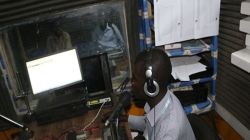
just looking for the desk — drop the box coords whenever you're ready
[29,108,132,140]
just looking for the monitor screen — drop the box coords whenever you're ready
[26,49,82,94]
[80,53,112,96]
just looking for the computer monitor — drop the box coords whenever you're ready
[80,53,112,97]
[26,49,83,94]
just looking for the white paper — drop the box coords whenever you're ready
[194,0,220,38]
[154,0,181,46]
[170,56,201,67]
[181,0,195,41]
[154,0,221,46]
[170,56,207,81]
[174,66,191,81]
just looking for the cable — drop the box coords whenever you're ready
[115,117,120,140]
[82,100,107,131]
[56,130,70,140]
[154,107,156,140]
[115,77,130,93]
[56,101,107,140]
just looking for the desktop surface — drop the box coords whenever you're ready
[30,105,132,140]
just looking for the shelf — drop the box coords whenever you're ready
[169,77,214,89]
[184,96,214,114]
[165,40,211,57]
[149,18,154,31]
[231,48,250,73]
[139,0,218,103]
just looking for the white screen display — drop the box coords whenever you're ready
[26,49,82,94]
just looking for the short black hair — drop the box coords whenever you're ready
[135,48,172,88]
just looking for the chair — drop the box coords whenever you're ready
[187,114,220,140]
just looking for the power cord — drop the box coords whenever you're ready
[56,100,107,140]
[81,100,107,131]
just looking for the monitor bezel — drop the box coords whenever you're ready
[79,52,113,97]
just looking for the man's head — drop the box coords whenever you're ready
[49,21,63,36]
[97,9,112,29]
[132,48,172,103]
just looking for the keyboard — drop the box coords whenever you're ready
[37,92,86,111]
[35,93,88,125]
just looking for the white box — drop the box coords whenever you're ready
[240,17,250,34]
[241,1,250,15]
[246,34,250,47]
[231,48,250,73]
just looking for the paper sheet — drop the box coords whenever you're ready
[154,0,220,46]
[170,56,201,67]
[171,56,207,81]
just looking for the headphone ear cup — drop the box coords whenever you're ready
[144,79,159,97]
[146,79,156,93]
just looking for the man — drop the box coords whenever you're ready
[131,48,195,140]
[46,22,72,54]
[91,10,124,51]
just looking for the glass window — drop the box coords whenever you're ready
[0,1,131,102]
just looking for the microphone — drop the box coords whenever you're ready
[105,91,131,126]
[115,77,131,93]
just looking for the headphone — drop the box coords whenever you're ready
[143,51,159,97]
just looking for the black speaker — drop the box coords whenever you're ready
[0,71,18,131]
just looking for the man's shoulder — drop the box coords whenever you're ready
[164,92,196,140]
[47,35,56,40]
[62,31,70,37]
[169,92,188,123]
[169,91,185,112]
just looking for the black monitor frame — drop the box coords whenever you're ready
[79,52,113,97]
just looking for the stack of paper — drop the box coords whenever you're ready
[171,56,207,81]
[182,40,208,50]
